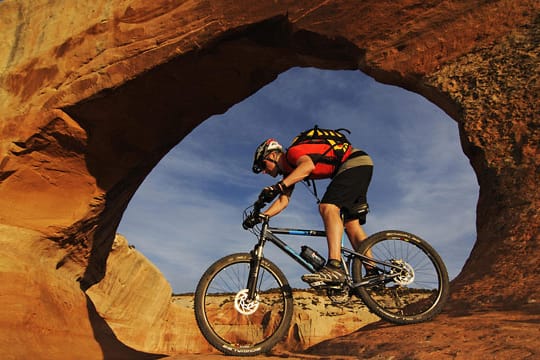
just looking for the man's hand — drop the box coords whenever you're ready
[259,185,280,203]
[242,213,269,229]
[259,181,288,203]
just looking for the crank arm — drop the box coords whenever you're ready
[351,272,398,288]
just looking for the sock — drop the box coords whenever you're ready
[327,259,341,269]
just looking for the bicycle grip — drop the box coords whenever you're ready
[242,213,260,229]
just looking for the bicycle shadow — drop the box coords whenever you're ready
[356,319,397,332]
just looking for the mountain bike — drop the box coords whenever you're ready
[194,197,449,356]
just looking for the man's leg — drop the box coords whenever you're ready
[301,203,346,284]
[345,218,377,275]
[319,203,344,261]
[344,218,367,251]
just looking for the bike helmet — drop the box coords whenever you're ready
[252,138,283,173]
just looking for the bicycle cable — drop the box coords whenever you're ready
[243,205,262,236]
[301,179,321,204]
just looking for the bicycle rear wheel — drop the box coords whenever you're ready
[194,253,293,356]
[352,230,449,324]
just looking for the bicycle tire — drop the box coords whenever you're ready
[194,253,294,356]
[352,230,449,324]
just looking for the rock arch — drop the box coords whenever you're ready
[0,0,538,356]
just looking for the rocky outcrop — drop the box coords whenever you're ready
[0,0,538,358]
[0,225,157,359]
[86,235,215,354]
[429,25,540,305]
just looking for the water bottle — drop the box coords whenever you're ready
[300,246,326,270]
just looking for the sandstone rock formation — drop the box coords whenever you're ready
[86,235,215,355]
[0,0,538,358]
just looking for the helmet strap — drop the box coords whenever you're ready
[274,159,284,175]
[270,152,283,175]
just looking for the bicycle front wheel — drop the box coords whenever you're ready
[353,230,449,324]
[194,253,293,356]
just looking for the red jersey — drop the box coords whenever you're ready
[283,143,352,179]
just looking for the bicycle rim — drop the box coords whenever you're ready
[194,253,293,356]
[354,231,449,324]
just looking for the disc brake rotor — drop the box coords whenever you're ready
[393,260,415,286]
[234,289,260,315]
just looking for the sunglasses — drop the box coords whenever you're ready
[254,156,272,174]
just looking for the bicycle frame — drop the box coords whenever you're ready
[246,217,402,300]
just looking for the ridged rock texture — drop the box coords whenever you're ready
[0,0,538,358]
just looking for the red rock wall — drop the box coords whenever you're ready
[0,0,538,357]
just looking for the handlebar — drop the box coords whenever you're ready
[242,196,269,230]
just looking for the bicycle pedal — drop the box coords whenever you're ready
[309,281,326,288]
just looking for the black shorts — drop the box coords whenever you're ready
[320,165,373,222]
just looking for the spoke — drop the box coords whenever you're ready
[363,239,442,316]
[203,260,287,347]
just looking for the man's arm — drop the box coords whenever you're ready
[281,155,315,188]
[263,155,314,217]
[263,192,290,217]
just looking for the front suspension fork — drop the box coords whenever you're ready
[246,244,264,300]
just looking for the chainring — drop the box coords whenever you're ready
[327,284,352,305]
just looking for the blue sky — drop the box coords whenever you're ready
[117,67,478,293]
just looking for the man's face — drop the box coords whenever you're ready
[262,153,279,178]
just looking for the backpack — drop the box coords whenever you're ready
[285,125,353,179]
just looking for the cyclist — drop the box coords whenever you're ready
[249,136,374,285]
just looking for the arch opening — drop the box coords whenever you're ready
[116,67,478,293]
